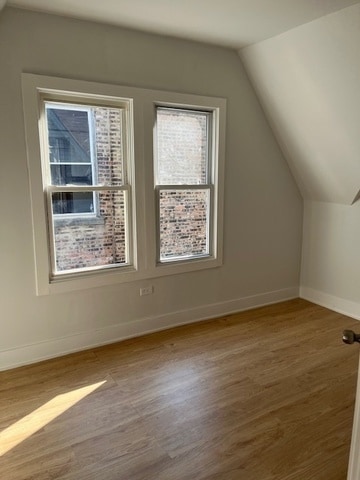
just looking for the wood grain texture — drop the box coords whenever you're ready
[0,299,359,479]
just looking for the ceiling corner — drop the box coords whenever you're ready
[351,189,360,205]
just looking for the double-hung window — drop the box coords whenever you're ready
[154,107,213,263]
[22,74,225,294]
[43,100,132,276]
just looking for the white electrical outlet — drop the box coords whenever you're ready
[140,286,153,296]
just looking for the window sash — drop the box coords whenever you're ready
[154,107,212,186]
[155,185,214,263]
[47,185,132,277]
[43,101,129,187]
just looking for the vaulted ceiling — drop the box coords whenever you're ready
[241,3,360,205]
[4,0,360,48]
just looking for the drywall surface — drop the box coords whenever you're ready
[0,7,302,369]
[240,3,360,317]
[300,201,360,319]
[240,3,360,205]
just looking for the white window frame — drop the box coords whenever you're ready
[22,74,226,295]
[154,106,214,264]
[45,102,98,218]
[41,94,134,281]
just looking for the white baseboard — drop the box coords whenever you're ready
[300,287,360,321]
[0,287,299,371]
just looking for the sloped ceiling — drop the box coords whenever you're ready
[241,3,360,205]
[5,0,360,48]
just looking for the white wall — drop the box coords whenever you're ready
[240,4,360,205]
[0,7,302,370]
[300,200,360,319]
[240,4,360,317]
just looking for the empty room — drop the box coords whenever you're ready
[1,1,360,479]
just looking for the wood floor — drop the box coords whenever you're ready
[1,299,360,480]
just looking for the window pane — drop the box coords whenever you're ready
[47,108,91,163]
[46,104,126,187]
[156,108,209,185]
[52,192,94,215]
[52,190,128,272]
[159,189,209,261]
[50,164,93,186]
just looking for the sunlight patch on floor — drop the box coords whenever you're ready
[0,380,106,456]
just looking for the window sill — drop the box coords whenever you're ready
[39,255,222,296]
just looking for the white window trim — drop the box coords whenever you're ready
[22,74,226,295]
[154,107,213,264]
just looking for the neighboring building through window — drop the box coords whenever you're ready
[46,104,96,215]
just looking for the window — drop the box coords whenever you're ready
[41,99,132,276]
[46,104,96,216]
[155,107,212,262]
[22,74,225,294]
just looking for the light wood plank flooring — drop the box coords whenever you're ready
[1,299,359,480]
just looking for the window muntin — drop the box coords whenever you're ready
[155,107,213,263]
[41,99,132,276]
